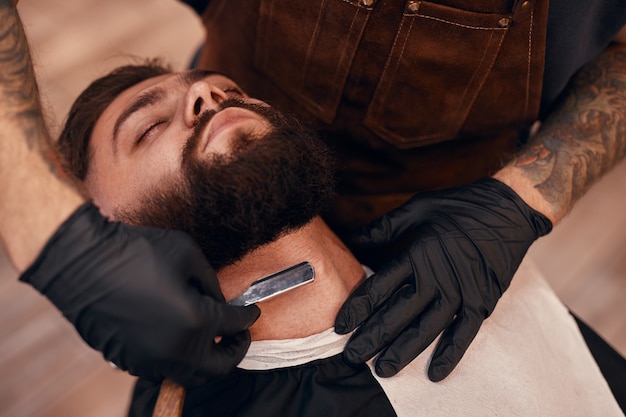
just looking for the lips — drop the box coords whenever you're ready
[201,107,262,153]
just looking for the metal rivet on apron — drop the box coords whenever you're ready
[360,0,376,7]
[497,17,511,28]
[521,1,530,8]
[405,1,420,14]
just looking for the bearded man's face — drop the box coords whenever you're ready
[84,71,334,269]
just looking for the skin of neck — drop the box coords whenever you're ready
[217,216,366,341]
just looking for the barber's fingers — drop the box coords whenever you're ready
[342,284,433,365]
[154,229,225,301]
[427,310,483,382]
[185,255,224,301]
[347,211,422,248]
[335,253,415,333]
[197,330,252,376]
[190,300,258,377]
[202,297,261,337]
[373,298,456,378]
[348,201,429,248]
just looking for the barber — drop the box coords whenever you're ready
[0,0,259,386]
[187,0,626,381]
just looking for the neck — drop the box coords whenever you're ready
[217,217,365,340]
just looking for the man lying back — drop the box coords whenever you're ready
[56,61,622,417]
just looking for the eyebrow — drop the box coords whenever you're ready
[112,87,167,154]
[180,68,228,86]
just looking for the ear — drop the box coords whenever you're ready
[82,173,116,220]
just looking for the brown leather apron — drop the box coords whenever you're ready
[197,0,549,229]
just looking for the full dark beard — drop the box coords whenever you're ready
[115,100,335,270]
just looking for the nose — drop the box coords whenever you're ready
[183,80,228,127]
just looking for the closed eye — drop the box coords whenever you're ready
[137,120,166,144]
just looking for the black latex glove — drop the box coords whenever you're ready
[20,202,260,386]
[334,178,552,381]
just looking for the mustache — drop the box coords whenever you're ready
[182,98,271,159]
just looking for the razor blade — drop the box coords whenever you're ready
[228,262,315,306]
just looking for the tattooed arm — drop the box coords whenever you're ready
[494,43,626,223]
[337,42,625,381]
[0,0,84,270]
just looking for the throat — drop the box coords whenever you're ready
[217,217,365,340]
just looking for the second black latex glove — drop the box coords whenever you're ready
[20,202,260,386]
[334,178,552,381]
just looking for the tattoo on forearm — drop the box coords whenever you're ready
[0,0,73,183]
[512,45,626,218]
[0,1,46,147]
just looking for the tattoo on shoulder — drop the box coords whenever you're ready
[513,46,626,216]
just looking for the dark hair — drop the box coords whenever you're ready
[56,59,172,180]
